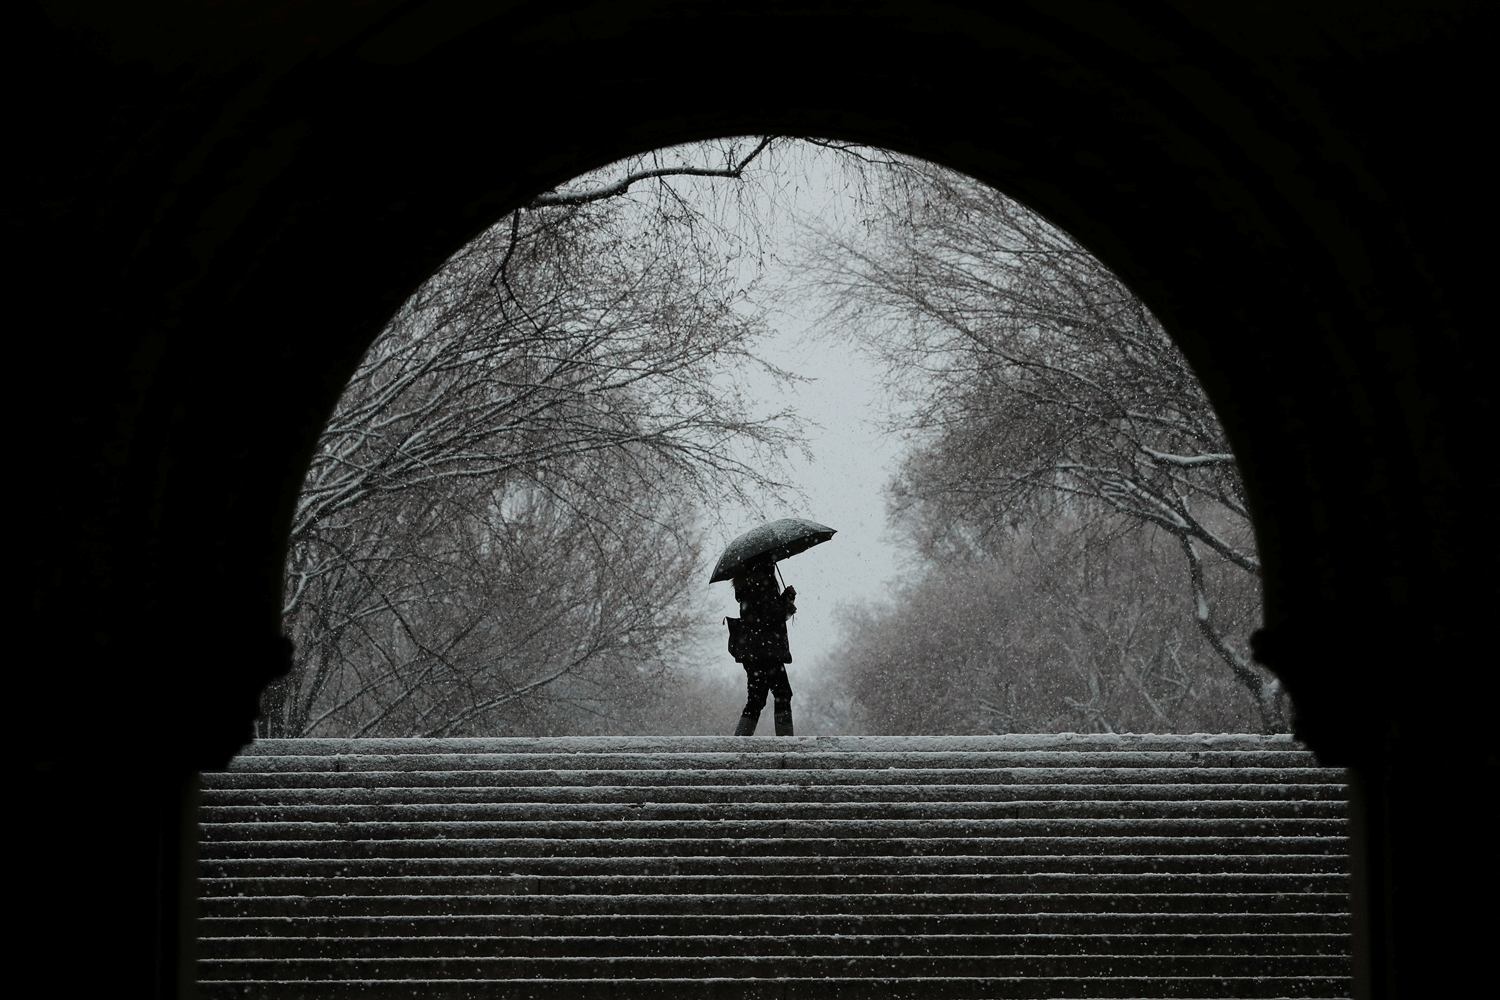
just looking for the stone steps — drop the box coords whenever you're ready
[203,891,1349,919]
[202,912,1349,936]
[201,816,1344,839]
[201,932,1352,958]
[202,873,1346,898]
[198,734,1350,998]
[204,835,1347,859]
[206,782,1348,803]
[201,952,1348,978]
[190,977,1349,999]
[205,853,1347,875]
[201,801,1344,821]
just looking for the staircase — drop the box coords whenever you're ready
[197,734,1350,998]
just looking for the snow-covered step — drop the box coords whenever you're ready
[226,734,1321,753]
[201,801,1344,822]
[205,781,1348,803]
[206,852,1348,876]
[203,910,1349,937]
[201,952,1349,979]
[198,734,1350,999]
[205,834,1347,860]
[192,979,1350,1000]
[202,890,1351,921]
[205,931,1352,959]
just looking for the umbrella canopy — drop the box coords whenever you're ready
[709,518,837,583]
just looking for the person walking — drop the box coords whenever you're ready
[710,518,833,736]
[729,560,798,736]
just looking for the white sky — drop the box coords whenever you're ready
[664,141,914,688]
[540,140,924,712]
[703,312,906,673]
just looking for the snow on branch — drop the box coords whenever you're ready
[1142,446,1236,467]
[528,137,775,208]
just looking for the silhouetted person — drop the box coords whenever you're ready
[730,561,797,736]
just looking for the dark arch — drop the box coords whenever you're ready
[16,4,1493,998]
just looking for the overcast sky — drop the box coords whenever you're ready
[679,142,913,686]
[703,313,906,672]
[511,139,920,700]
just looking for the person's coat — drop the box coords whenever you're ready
[730,573,795,663]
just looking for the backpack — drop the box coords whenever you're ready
[724,616,745,662]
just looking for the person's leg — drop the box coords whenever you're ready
[735,661,771,735]
[771,665,794,737]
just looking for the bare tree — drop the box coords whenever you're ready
[263,138,819,738]
[824,520,1263,736]
[807,162,1287,732]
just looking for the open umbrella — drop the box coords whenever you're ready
[709,518,837,583]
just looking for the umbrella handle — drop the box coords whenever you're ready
[776,563,797,617]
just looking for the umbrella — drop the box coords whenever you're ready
[709,518,837,583]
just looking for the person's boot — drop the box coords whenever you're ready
[733,712,760,736]
[773,701,793,737]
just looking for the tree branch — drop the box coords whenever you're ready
[528,137,775,208]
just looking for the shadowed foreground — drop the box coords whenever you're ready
[199,734,1348,998]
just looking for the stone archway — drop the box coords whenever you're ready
[16,4,1493,998]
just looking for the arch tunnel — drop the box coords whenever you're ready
[13,3,1494,998]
